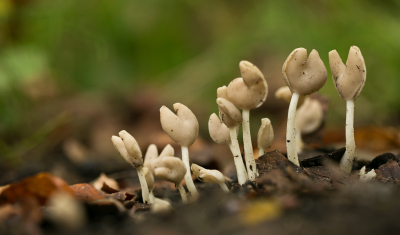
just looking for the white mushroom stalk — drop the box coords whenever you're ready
[160,103,199,199]
[191,164,229,193]
[227,61,268,181]
[329,46,366,173]
[111,131,150,204]
[208,113,247,185]
[257,118,274,157]
[359,166,376,182]
[282,48,327,166]
[155,157,188,203]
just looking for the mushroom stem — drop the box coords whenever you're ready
[258,147,265,157]
[218,182,230,193]
[176,183,188,203]
[136,166,151,204]
[242,109,258,180]
[228,128,248,185]
[286,92,300,166]
[181,146,199,199]
[149,190,155,204]
[340,100,355,173]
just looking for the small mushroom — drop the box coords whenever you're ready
[282,48,327,166]
[257,118,274,157]
[275,86,305,107]
[227,61,268,181]
[208,113,247,185]
[359,166,376,182]
[143,167,155,204]
[151,198,172,214]
[191,164,229,192]
[144,144,174,174]
[154,157,188,203]
[160,103,199,199]
[111,131,150,204]
[329,46,366,173]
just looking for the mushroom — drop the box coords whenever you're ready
[143,167,155,204]
[191,164,229,192]
[359,166,376,182]
[160,103,199,199]
[111,131,150,204]
[208,113,247,185]
[154,157,188,203]
[275,86,305,107]
[143,144,174,175]
[151,198,172,214]
[257,118,274,157]
[282,48,327,166]
[227,61,268,180]
[329,46,366,173]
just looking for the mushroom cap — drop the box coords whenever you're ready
[118,130,143,166]
[227,61,268,110]
[257,118,274,150]
[329,46,366,101]
[282,48,327,95]
[217,98,242,128]
[296,98,324,134]
[217,86,229,100]
[144,144,174,174]
[275,86,305,107]
[191,164,225,185]
[111,134,143,167]
[208,113,231,145]
[143,167,154,190]
[154,157,186,185]
[160,103,199,147]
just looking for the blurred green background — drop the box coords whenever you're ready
[1,0,400,169]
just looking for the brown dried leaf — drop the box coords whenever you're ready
[376,160,400,184]
[70,183,106,202]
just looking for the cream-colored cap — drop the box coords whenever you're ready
[227,61,268,110]
[111,134,143,167]
[275,86,305,107]
[144,144,174,174]
[143,167,154,190]
[160,103,199,147]
[282,48,327,95]
[154,157,187,185]
[257,118,274,150]
[296,98,323,134]
[208,113,230,145]
[217,98,242,128]
[217,86,229,100]
[329,46,366,101]
[191,164,226,185]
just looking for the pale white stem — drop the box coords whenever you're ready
[149,190,155,204]
[176,183,188,203]
[295,130,304,154]
[258,147,265,157]
[136,166,151,204]
[218,182,230,193]
[229,128,248,185]
[242,109,258,180]
[181,146,199,199]
[286,92,300,166]
[340,100,355,173]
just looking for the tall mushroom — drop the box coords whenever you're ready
[329,46,366,173]
[191,164,229,192]
[208,113,247,185]
[155,157,188,203]
[111,131,150,204]
[257,118,274,157]
[226,61,268,181]
[282,48,327,166]
[160,103,199,199]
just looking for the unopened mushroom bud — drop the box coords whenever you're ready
[160,103,199,199]
[275,86,305,107]
[154,157,188,203]
[227,61,268,181]
[111,132,150,204]
[191,164,229,192]
[329,46,366,173]
[359,166,376,182]
[282,48,327,166]
[257,118,274,157]
[143,167,155,203]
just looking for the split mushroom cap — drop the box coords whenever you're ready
[208,113,231,145]
[296,98,324,134]
[217,86,229,100]
[257,118,274,150]
[282,48,327,95]
[111,134,143,167]
[329,46,366,101]
[154,157,187,185]
[227,61,268,110]
[216,98,242,128]
[160,103,199,147]
[144,144,174,174]
[275,86,305,107]
[143,167,154,190]
[191,164,226,185]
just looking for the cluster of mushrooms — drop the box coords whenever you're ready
[111,46,373,205]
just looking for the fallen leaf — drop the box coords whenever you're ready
[91,173,120,193]
[70,184,106,202]
[240,199,282,226]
